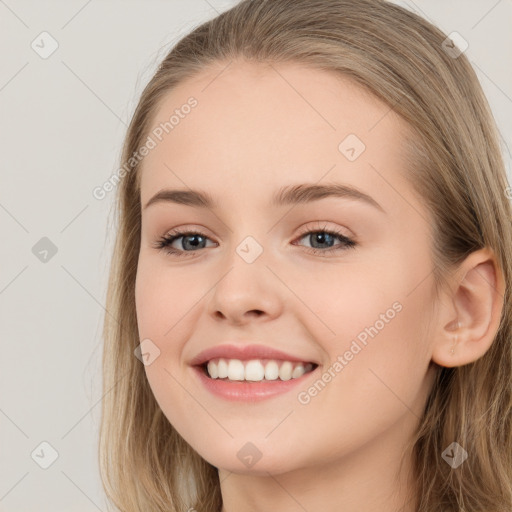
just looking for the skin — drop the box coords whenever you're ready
[134,60,504,512]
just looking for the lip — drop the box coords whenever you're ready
[191,364,320,402]
[189,344,320,402]
[189,343,318,367]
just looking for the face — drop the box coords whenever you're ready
[135,60,439,475]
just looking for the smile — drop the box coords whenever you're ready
[205,358,316,382]
[192,359,320,402]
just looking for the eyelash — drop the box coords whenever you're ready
[153,223,357,258]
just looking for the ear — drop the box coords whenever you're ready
[431,248,505,368]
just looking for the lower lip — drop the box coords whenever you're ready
[192,365,318,402]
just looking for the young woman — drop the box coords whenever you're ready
[99,1,512,511]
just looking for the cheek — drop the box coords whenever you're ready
[135,256,203,340]
[285,258,402,350]
[134,259,199,431]
[313,249,435,417]
[292,282,433,466]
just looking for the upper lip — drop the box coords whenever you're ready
[189,344,319,367]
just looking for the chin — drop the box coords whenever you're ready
[195,442,306,476]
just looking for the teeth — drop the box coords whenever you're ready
[207,360,219,379]
[264,360,279,381]
[227,359,245,381]
[205,358,316,382]
[217,358,228,378]
[245,360,265,381]
[292,364,306,379]
[279,361,293,381]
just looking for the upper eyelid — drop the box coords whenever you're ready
[162,222,352,240]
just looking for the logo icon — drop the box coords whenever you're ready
[31,31,59,59]
[338,134,366,162]
[237,442,263,468]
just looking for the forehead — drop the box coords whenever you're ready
[138,60,415,210]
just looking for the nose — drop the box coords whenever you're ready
[207,259,284,326]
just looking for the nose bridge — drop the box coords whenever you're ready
[219,208,277,266]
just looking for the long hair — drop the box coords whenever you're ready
[98,1,512,510]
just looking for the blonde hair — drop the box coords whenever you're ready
[99,1,512,510]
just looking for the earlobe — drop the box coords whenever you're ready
[431,248,505,368]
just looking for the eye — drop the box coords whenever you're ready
[153,222,357,258]
[292,222,357,256]
[153,229,216,257]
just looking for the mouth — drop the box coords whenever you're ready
[189,343,321,401]
[197,358,319,383]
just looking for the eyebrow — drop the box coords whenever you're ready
[143,183,385,213]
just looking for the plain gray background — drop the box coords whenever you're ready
[1,1,511,510]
